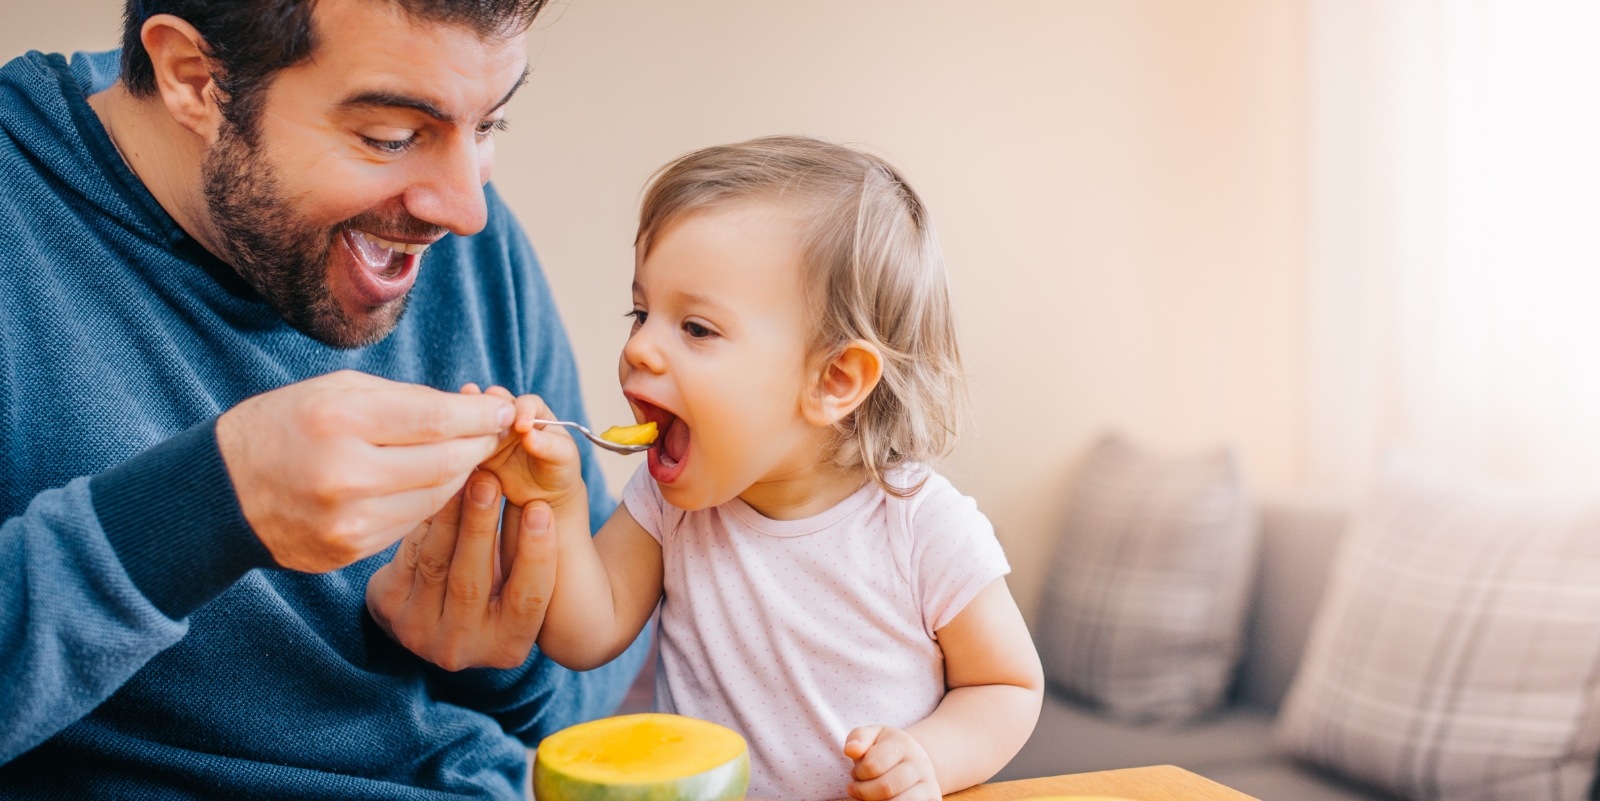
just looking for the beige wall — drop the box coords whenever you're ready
[4,0,1308,621]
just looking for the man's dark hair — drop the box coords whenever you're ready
[120,0,545,137]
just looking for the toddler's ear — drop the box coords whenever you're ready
[803,340,883,427]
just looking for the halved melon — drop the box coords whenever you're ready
[534,713,748,801]
[599,422,658,446]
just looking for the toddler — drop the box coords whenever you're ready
[481,136,1042,801]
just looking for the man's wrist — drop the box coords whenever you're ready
[89,417,277,620]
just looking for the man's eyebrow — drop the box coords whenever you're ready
[489,66,531,115]
[338,91,456,123]
[337,66,530,123]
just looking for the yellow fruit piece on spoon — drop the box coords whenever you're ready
[599,422,658,446]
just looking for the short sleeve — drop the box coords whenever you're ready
[621,464,668,545]
[907,472,1011,637]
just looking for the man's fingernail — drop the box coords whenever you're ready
[525,505,552,533]
[497,405,515,429]
[469,481,497,506]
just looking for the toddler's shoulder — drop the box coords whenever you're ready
[620,464,688,544]
[885,465,1010,636]
[887,465,992,539]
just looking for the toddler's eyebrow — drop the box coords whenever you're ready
[668,289,732,315]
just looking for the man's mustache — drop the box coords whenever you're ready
[340,211,448,242]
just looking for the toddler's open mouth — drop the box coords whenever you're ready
[629,397,692,482]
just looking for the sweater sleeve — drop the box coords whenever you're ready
[0,419,276,765]
[0,480,186,764]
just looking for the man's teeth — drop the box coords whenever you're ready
[358,231,429,256]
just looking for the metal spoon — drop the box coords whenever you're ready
[529,419,654,454]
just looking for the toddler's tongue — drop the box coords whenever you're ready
[663,416,691,464]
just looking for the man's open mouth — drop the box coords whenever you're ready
[339,229,428,306]
[630,397,692,481]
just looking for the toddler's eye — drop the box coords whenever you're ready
[626,309,647,327]
[683,321,712,339]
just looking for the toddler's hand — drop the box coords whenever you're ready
[464,385,584,510]
[842,725,941,801]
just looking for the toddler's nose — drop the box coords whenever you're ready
[621,330,668,375]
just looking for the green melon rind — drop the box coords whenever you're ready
[533,751,749,801]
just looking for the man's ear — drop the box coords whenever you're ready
[802,340,884,427]
[141,14,225,144]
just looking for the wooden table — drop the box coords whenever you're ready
[941,765,1259,801]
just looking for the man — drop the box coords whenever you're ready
[0,0,645,796]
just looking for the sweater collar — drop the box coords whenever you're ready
[0,49,262,301]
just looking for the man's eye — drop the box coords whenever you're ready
[476,119,510,137]
[683,321,712,339]
[364,135,417,154]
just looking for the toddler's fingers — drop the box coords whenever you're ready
[846,761,920,801]
[459,383,482,395]
[521,424,577,465]
[484,385,515,402]
[851,733,906,781]
[842,725,883,762]
[512,394,554,433]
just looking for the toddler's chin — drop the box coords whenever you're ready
[656,479,716,513]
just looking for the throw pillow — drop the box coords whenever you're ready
[1034,435,1258,722]
[1275,454,1600,801]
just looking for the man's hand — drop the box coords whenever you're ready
[216,370,514,573]
[843,726,942,801]
[365,471,557,671]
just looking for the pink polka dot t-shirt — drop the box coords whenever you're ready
[621,464,1010,801]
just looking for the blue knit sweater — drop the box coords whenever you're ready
[0,49,645,799]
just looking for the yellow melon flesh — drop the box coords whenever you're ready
[534,714,748,801]
[598,422,658,447]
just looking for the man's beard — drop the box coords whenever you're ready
[200,122,437,349]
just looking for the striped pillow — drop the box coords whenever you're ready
[1275,455,1600,801]
[1035,436,1258,722]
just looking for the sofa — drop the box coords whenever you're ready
[993,493,1388,800]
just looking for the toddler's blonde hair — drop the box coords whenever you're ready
[636,135,965,496]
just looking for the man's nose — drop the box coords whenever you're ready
[401,130,490,236]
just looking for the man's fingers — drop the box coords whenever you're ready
[409,483,467,618]
[494,503,524,596]
[441,473,505,620]
[359,384,514,445]
[373,520,430,604]
[496,501,556,640]
[370,435,504,494]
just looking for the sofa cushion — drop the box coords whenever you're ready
[1200,762,1397,801]
[1034,435,1259,722]
[995,691,1278,781]
[1276,455,1600,801]
[1235,494,1350,712]
[998,692,1389,799]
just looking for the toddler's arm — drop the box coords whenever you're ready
[472,388,663,671]
[843,578,1044,801]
